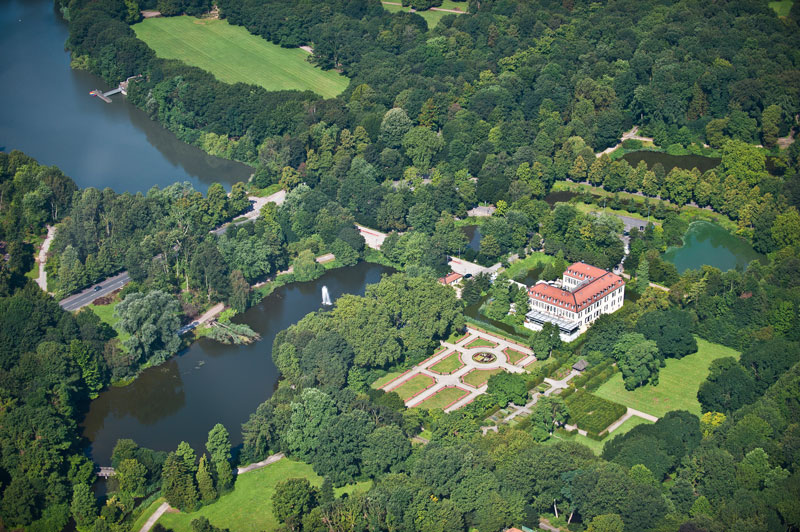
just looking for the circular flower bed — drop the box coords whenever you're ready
[472,352,497,364]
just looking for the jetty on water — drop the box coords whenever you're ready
[89,75,141,103]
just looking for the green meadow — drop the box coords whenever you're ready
[133,17,349,98]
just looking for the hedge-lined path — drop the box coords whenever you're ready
[383,327,536,412]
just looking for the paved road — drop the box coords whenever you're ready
[59,271,131,311]
[355,224,387,250]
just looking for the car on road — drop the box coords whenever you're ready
[93,285,103,291]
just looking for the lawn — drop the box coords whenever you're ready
[502,252,555,280]
[430,352,465,374]
[594,338,740,417]
[87,301,131,345]
[371,371,403,390]
[466,337,498,349]
[133,17,349,98]
[382,3,452,28]
[770,0,793,16]
[503,347,527,365]
[415,386,469,410]
[389,374,435,400]
[462,368,503,387]
[156,459,370,532]
[549,416,654,456]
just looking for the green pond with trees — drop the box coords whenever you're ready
[82,262,393,464]
[622,151,721,173]
[663,221,764,273]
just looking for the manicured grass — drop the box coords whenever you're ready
[462,368,503,388]
[430,352,465,374]
[157,459,370,532]
[371,371,403,390]
[550,416,655,455]
[446,330,470,344]
[390,374,435,400]
[502,252,555,280]
[466,337,497,349]
[133,17,349,98]
[415,387,469,410]
[565,390,627,434]
[504,348,527,365]
[770,0,793,16]
[594,338,740,418]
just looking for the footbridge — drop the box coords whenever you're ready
[90,75,141,103]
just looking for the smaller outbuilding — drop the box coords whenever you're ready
[572,359,589,372]
[438,272,463,286]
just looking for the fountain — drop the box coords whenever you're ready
[321,285,332,306]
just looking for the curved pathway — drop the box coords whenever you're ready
[36,225,55,293]
[139,502,171,532]
[383,327,536,412]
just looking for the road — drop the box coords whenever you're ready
[59,271,131,311]
[60,189,288,312]
[36,225,56,293]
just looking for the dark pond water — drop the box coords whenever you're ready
[622,151,721,173]
[0,0,253,192]
[544,190,580,205]
[462,225,482,252]
[82,262,393,464]
[663,221,764,273]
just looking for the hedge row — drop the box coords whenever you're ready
[565,389,627,435]
[571,360,619,391]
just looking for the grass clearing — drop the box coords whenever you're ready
[462,368,503,387]
[87,301,131,345]
[502,252,555,280]
[157,459,370,532]
[770,0,793,16]
[594,338,739,417]
[133,17,349,98]
[390,374,435,400]
[430,352,465,374]
[415,387,469,410]
[382,3,451,28]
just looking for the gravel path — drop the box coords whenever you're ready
[139,502,171,532]
[36,225,55,293]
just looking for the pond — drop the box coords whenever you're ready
[81,262,394,464]
[0,0,253,192]
[544,190,580,205]
[663,221,764,273]
[622,151,721,173]
[462,225,482,252]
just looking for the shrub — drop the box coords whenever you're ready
[565,390,627,434]
[622,139,643,150]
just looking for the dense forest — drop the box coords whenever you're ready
[0,0,798,529]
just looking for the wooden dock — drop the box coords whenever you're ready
[89,75,141,104]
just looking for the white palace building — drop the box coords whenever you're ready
[525,262,625,342]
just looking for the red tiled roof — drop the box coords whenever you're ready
[528,264,624,312]
[439,272,463,285]
[564,261,608,280]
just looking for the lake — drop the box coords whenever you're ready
[0,0,253,192]
[663,221,763,273]
[622,151,721,173]
[81,262,393,464]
